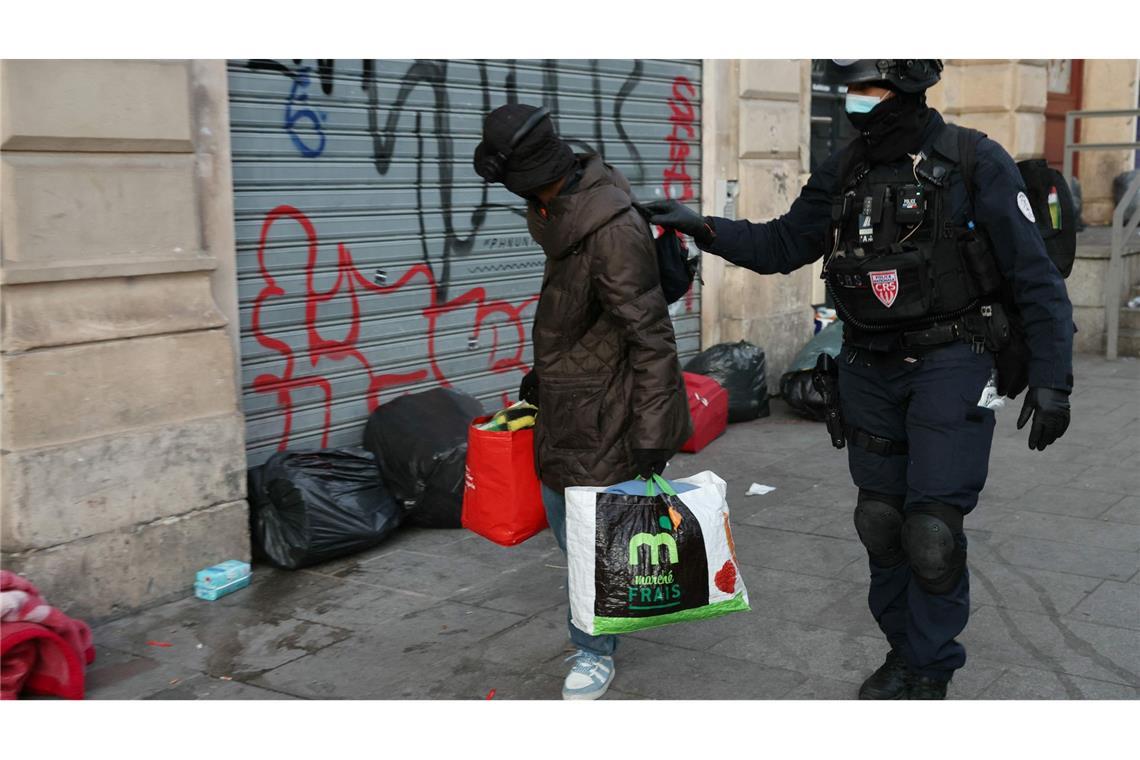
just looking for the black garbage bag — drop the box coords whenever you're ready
[684,341,769,422]
[779,320,844,421]
[363,388,484,528]
[248,447,402,570]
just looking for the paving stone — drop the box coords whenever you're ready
[143,674,300,700]
[968,560,1102,618]
[249,602,527,699]
[784,482,859,511]
[1106,497,1140,526]
[468,607,574,671]
[707,617,888,685]
[737,503,839,533]
[809,513,861,541]
[329,548,506,599]
[610,639,806,699]
[961,605,1140,687]
[418,660,566,700]
[1070,581,1140,631]
[945,656,1008,699]
[93,595,351,679]
[978,474,1052,503]
[729,524,865,580]
[85,645,203,700]
[834,557,873,586]
[780,675,858,699]
[288,582,442,633]
[976,664,1140,699]
[1068,466,1140,497]
[214,567,345,613]
[980,510,1140,552]
[415,530,562,564]
[449,558,568,616]
[1003,484,1129,520]
[814,584,881,639]
[736,565,869,632]
[968,532,1140,582]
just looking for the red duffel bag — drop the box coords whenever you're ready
[680,372,729,453]
[461,415,548,546]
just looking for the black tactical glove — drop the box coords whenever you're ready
[639,199,716,248]
[632,448,670,480]
[1016,387,1071,451]
[518,370,539,406]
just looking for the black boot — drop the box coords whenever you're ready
[858,649,909,700]
[906,671,950,700]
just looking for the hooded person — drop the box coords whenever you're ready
[473,103,692,700]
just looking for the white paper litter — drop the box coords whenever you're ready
[746,483,777,496]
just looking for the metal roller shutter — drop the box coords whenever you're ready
[227,59,703,466]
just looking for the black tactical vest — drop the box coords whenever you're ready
[822,124,1001,333]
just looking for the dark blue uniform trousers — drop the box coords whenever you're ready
[838,341,996,681]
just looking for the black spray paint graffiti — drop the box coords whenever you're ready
[245,58,655,300]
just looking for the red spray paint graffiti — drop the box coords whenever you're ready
[252,205,539,451]
[663,75,698,312]
[663,75,697,202]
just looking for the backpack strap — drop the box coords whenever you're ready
[927,122,986,216]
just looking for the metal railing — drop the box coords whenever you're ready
[1063,108,1140,359]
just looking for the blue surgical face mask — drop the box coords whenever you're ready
[845,92,884,114]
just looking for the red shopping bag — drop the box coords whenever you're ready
[461,415,548,546]
[680,372,729,453]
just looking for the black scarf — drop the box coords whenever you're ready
[846,92,932,165]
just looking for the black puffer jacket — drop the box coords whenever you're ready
[528,155,692,490]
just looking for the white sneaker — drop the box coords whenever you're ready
[561,650,615,700]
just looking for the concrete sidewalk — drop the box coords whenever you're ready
[85,354,1140,699]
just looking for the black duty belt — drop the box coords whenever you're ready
[899,320,963,348]
[845,425,909,456]
[899,315,989,354]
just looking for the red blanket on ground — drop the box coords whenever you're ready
[0,571,95,700]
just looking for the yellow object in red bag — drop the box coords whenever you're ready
[461,414,548,546]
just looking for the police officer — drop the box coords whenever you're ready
[642,59,1073,699]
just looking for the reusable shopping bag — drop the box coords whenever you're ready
[566,472,750,635]
[461,414,548,546]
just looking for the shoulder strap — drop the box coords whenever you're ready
[835,137,866,191]
[947,124,987,218]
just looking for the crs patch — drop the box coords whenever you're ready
[1017,191,1036,223]
[869,269,899,308]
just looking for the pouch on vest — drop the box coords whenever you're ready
[827,244,934,327]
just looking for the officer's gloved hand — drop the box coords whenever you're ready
[639,200,716,248]
[632,449,670,480]
[1016,387,1071,451]
[518,370,539,406]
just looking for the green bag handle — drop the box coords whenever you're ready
[641,473,678,498]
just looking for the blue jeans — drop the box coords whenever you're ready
[541,484,618,657]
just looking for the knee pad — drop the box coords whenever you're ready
[902,503,966,595]
[853,490,906,567]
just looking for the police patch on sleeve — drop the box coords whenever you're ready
[1017,191,1036,223]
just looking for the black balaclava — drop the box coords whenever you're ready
[846,87,932,165]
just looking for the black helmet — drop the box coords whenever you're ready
[822,59,943,94]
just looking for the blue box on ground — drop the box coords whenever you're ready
[196,560,251,589]
[194,574,251,601]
